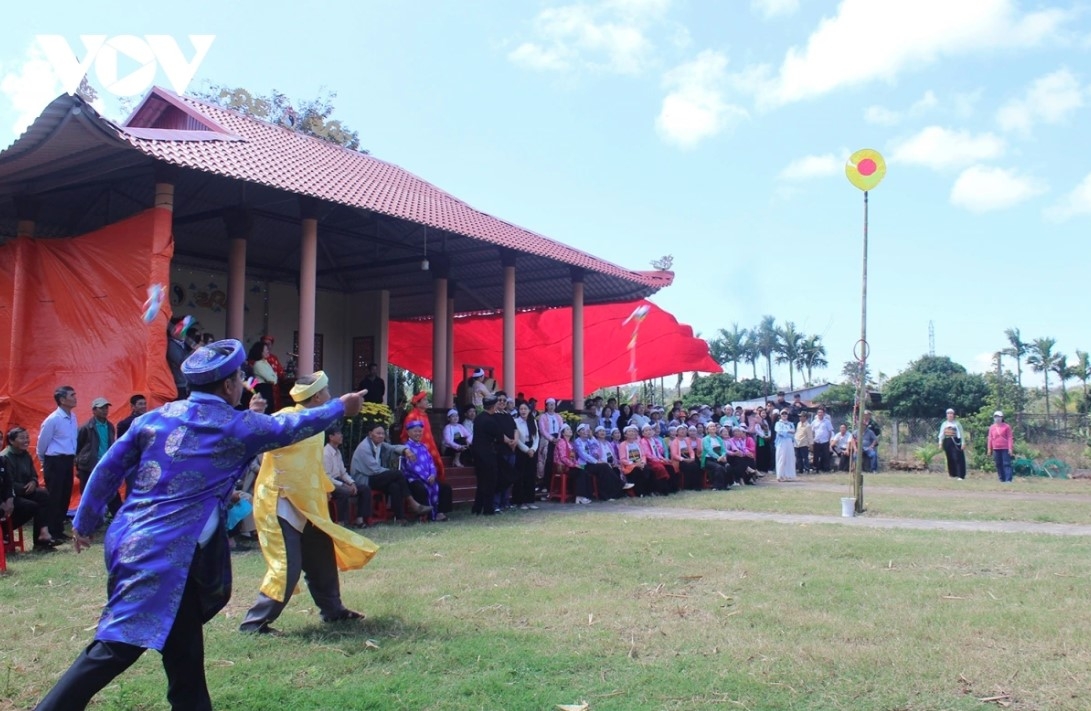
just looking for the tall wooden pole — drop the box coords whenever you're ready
[853,191,869,513]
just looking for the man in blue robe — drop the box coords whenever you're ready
[34,340,366,711]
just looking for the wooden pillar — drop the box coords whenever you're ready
[223,208,252,341]
[571,268,585,407]
[150,167,177,404]
[377,289,390,400]
[501,249,517,394]
[431,262,449,405]
[298,200,319,376]
[446,280,456,409]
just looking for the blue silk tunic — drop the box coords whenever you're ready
[73,392,345,651]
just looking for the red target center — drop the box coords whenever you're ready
[858,158,877,176]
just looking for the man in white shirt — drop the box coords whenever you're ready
[37,385,79,541]
[324,425,371,528]
[811,408,835,472]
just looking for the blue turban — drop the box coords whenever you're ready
[181,339,245,385]
[406,419,425,430]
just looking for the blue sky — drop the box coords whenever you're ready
[2,0,1088,389]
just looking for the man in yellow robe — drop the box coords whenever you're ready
[240,372,379,635]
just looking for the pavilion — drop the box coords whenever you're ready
[0,87,674,427]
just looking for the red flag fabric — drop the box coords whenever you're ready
[388,299,720,399]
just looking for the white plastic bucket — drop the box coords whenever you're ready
[840,497,856,518]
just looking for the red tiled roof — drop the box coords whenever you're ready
[113,87,671,291]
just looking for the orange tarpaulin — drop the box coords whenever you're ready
[388,299,720,399]
[0,209,175,504]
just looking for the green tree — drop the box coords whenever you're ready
[1003,327,1027,413]
[1026,337,1059,422]
[1076,350,1091,401]
[708,323,748,380]
[190,84,366,151]
[1050,353,1073,422]
[799,335,828,385]
[775,321,804,390]
[754,315,778,394]
[683,374,766,408]
[882,355,990,418]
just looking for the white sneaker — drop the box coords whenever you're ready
[527,504,539,510]
[622,482,635,490]
[575,496,591,505]
[519,505,530,511]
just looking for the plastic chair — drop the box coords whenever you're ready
[2,514,24,554]
[548,466,574,503]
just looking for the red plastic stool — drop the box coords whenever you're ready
[548,467,574,503]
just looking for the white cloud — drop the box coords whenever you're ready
[779,153,842,180]
[889,126,1006,171]
[863,105,900,126]
[0,44,64,140]
[996,68,1086,134]
[508,0,670,75]
[751,0,1070,107]
[751,0,799,20]
[864,90,938,126]
[950,165,1046,212]
[1045,172,1091,221]
[655,50,747,149]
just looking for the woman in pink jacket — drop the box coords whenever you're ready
[986,411,1014,483]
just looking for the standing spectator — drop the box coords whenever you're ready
[357,362,386,405]
[987,411,1014,483]
[789,394,805,424]
[492,392,518,510]
[76,397,117,496]
[470,396,505,515]
[774,410,797,482]
[794,412,814,474]
[34,340,366,710]
[938,408,967,480]
[811,408,834,472]
[773,392,791,416]
[831,424,855,472]
[2,427,56,549]
[324,425,371,528]
[166,318,190,400]
[400,391,445,483]
[468,369,492,409]
[116,394,147,439]
[858,423,879,473]
[37,385,79,542]
[511,403,540,509]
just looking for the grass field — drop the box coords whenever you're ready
[3,473,1091,710]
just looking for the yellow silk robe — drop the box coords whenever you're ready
[253,404,379,601]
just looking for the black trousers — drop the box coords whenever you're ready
[943,437,966,479]
[239,518,346,631]
[705,461,728,490]
[678,460,704,490]
[35,552,212,711]
[586,463,622,500]
[331,481,372,523]
[362,469,409,518]
[472,455,497,515]
[408,480,453,514]
[626,466,653,496]
[813,442,831,472]
[11,489,50,535]
[511,452,537,505]
[41,454,74,539]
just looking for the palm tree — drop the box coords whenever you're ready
[799,335,828,385]
[742,332,760,380]
[754,315,779,395]
[1003,327,1027,414]
[710,323,748,380]
[1050,353,1073,423]
[1026,337,1059,422]
[1076,350,1090,402]
[775,321,804,390]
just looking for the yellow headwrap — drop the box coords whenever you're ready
[290,370,329,402]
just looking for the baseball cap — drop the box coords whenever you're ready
[91,397,111,408]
